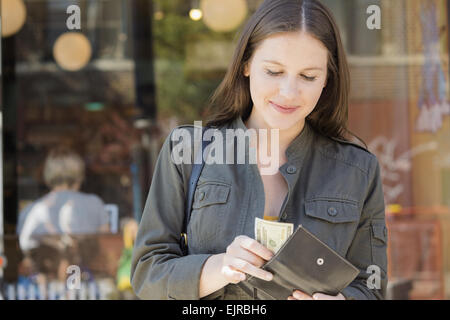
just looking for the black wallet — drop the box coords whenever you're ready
[240,225,360,300]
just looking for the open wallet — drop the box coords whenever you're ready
[238,225,360,300]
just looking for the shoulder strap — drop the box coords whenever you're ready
[181,127,212,248]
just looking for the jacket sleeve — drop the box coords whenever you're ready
[341,155,388,300]
[130,128,212,300]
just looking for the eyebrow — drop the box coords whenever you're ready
[263,60,323,71]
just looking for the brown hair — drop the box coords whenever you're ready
[205,0,367,148]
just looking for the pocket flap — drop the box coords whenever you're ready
[371,221,388,243]
[192,183,230,209]
[304,199,360,223]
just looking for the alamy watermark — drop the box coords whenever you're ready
[65,4,380,32]
[367,265,381,290]
[170,121,280,175]
[66,265,81,290]
[66,5,81,30]
[367,5,381,30]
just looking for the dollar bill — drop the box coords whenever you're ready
[254,217,294,254]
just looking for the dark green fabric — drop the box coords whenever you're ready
[131,117,388,300]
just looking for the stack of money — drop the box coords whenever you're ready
[254,217,294,254]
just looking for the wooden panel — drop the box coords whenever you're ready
[387,215,444,299]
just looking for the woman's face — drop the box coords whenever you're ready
[244,31,328,131]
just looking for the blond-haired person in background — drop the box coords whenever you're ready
[18,146,109,251]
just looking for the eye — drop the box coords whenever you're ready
[301,75,317,82]
[266,69,283,76]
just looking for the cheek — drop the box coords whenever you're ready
[303,84,325,107]
[249,74,325,109]
[249,75,277,102]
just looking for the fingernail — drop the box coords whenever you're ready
[266,273,273,281]
[240,274,246,281]
[312,294,318,299]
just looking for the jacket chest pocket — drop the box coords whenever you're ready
[192,183,230,209]
[303,198,360,256]
[187,181,231,253]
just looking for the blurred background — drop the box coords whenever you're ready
[0,0,449,300]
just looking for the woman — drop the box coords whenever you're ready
[131,0,387,300]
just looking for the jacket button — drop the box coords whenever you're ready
[327,207,337,216]
[281,212,287,219]
[198,191,205,201]
[317,258,324,266]
[286,165,297,174]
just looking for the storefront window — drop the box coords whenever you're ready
[344,0,450,300]
[1,0,449,300]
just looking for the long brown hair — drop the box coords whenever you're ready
[205,0,367,148]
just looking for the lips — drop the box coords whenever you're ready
[270,101,299,114]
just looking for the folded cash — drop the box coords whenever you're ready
[255,217,294,254]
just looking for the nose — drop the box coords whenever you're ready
[279,76,299,101]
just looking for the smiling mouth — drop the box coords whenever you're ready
[270,101,299,113]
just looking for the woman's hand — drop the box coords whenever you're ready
[221,235,275,284]
[288,290,346,300]
[199,235,274,298]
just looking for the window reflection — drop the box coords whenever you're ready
[1,0,450,300]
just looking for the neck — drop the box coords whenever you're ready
[52,183,80,192]
[244,111,305,154]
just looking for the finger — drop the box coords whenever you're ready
[293,290,313,300]
[229,257,273,281]
[312,293,343,300]
[287,296,296,300]
[221,265,246,284]
[239,237,274,261]
[312,293,327,300]
[227,246,266,268]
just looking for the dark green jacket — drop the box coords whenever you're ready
[131,117,388,300]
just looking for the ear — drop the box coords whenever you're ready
[243,62,250,77]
